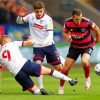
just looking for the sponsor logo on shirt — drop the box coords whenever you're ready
[81,28,86,32]
[34,23,44,29]
[48,23,53,29]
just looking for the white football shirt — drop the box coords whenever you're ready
[0,41,27,76]
[16,13,54,47]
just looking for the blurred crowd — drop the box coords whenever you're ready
[0,0,26,24]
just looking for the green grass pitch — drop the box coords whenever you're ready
[0,66,100,100]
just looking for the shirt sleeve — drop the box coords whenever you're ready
[46,17,53,31]
[88,20,96,30]
[13,41,23,47]
[63,22,69,33]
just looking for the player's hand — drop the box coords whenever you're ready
[65,35,73,42]
[18,7,27,17]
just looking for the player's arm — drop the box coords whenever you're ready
[89,20,100,43]
[94,25,100,42]
[16,7,28,24]
[22,38,36,47]
[92,24,100,43]
[62,24,73,42]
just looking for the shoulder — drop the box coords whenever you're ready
[65,17,73,23]
[6,42,14,46]
[82,17,90,22]
[44,14,52,21]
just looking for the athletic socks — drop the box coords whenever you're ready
[60,70,68,86]
[50,69,71,82]
[83,64,90,78]
[36,75,43,89]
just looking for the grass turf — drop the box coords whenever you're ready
[0,66,100,100]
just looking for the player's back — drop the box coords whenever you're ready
[0,42,27,76]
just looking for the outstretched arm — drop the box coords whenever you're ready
[16,7,28,24]
[22,38,36,46]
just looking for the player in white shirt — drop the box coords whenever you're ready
[0,35,77,95]
[16,1,63,89]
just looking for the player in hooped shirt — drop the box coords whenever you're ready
[58,9,100,94]
[16,1,63,89]
[0,35,77,95]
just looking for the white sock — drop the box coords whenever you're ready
[51,70,72,82]
[34,89,41,95]
[86,77,90,80]
[59,86,64,90]
[86,77,91,83]
[36,75,43,89]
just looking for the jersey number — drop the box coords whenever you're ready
[2,50,11,61]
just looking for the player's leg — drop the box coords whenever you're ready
[81,47,93,90]
[35,60,44,89]
[81,53,91,90]
[33,47,44,89]
[58,46,78,94]
[15,67,49,95]
[58,58,75,94]
[29,85,49,95]
[41,66,78,86]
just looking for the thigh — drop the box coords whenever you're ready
[81,47,93,62]
[81,47,93,56]
[67,46,80,61]
[33,47,45,62]
[15,70,34,91]
[45,44,61,66]
[22,60,41,77]
[63,57,75,71]
[81,53,91,63]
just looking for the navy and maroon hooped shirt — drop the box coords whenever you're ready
[63,17,96,49]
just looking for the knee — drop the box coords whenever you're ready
[54,64,63,71]
[82,62,90,67]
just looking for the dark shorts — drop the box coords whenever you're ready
[33,44,61,66]
[15,60,41,91]
[67,46,93,61]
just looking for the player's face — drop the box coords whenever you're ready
[73,14,82,25]
[34,8,45,19]
[6,37,11,43]
[0,36,11,45]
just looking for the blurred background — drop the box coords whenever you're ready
[0,0,100,64]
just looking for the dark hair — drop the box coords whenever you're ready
[72,9,82,16]
[33,1,44,9]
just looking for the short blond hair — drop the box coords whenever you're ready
[0,35,10,45]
